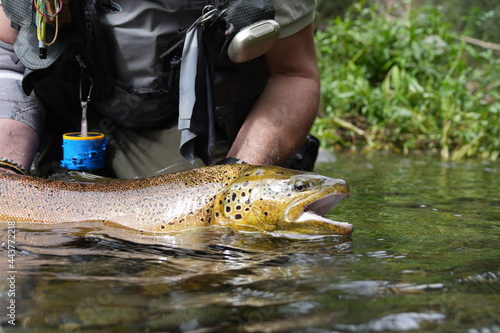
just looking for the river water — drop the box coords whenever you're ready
[1,153,499,332]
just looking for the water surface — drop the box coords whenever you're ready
[1,153,499,332]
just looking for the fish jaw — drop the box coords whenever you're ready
[274,174,352,235]
[280,192,353,235]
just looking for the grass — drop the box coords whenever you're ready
[312,1,500,160]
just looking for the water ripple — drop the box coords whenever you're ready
[335,311,446,332]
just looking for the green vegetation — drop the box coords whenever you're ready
[315,0,500,45]
[414,0,500,44]
[312,1,500,160]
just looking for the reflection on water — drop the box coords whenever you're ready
[1,153,499,332]
[335,311,446,332]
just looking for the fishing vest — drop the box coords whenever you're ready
[2,0,273,144]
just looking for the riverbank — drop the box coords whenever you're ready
[312,2,500,161]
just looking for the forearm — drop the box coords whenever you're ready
[0,5,19,44]
[227,23,320,165]
[228,74,319,165]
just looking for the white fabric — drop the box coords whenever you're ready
[0,69,23,80]
[272,0,316,38]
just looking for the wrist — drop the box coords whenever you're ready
[0,157,28,175]
[0,166,19,174]
[215,157,247,165]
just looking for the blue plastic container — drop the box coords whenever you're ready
[61,132,108,170]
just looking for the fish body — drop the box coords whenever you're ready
[0,164,352,235]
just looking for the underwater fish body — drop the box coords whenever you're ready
[0,164,352,235]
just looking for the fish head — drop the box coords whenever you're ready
[212,166,353,235]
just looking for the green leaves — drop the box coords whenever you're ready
[313,2,500,160]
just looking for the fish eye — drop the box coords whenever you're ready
[293,180,307,192]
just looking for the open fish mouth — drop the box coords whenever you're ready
[304,192,349,217]
[292,193,353,235]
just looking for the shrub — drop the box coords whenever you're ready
[313,1,500,160]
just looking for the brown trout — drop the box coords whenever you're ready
[0,164,352,235]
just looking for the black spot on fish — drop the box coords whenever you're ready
[232,193,237,201]
[236,205,242,210]
[215,212,220,218]
[241,192,246,197]
[161,225,165,229]
[235,214,243,220]
[226,206,231,213]
[264,212,268,216]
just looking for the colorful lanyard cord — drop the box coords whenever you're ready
[34,0,62,58]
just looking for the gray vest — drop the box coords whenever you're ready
[3,0,269,143]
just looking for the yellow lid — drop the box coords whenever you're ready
[63,132,106,141]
